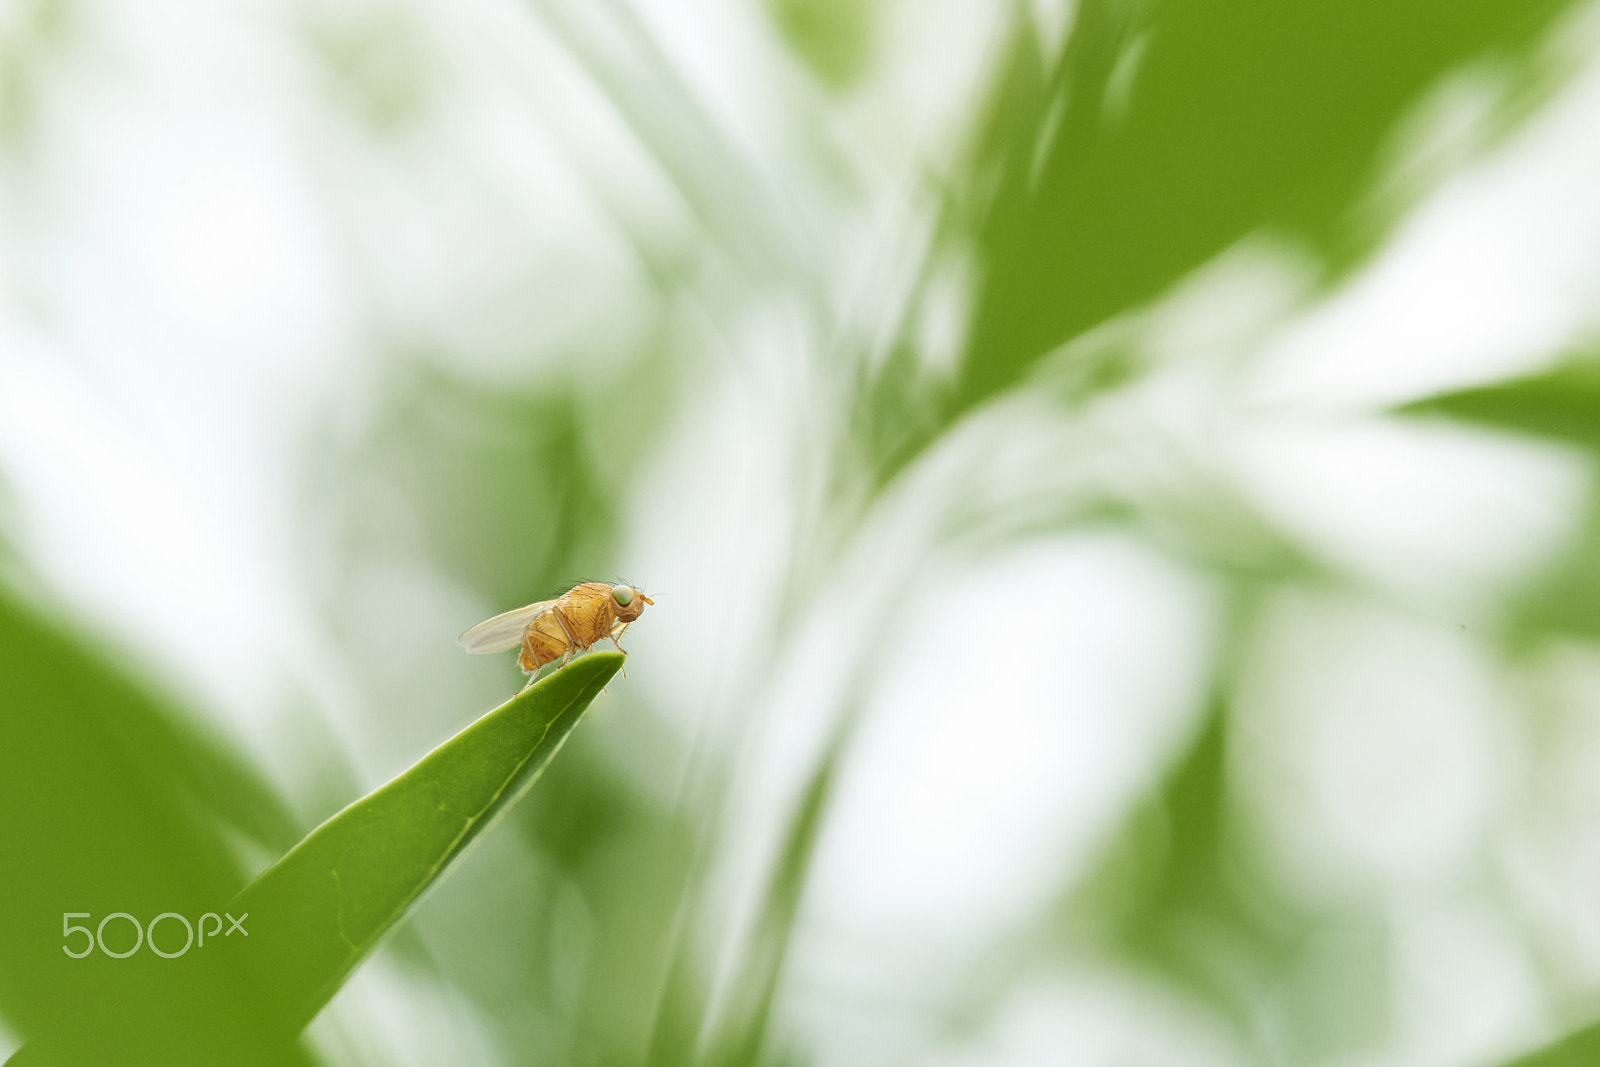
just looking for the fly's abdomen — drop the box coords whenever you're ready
[519,613,572,671]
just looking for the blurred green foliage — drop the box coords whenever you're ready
[304,5,437,133]
[768,0,876,91]
[324,359,645,607]
[1401,362,1600,640]
[860,0,1580,483]
[0,0,71,147]
[1402,361,1600,452]
[1501,1020,1600,1067]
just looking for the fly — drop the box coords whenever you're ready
[458,582,652,687]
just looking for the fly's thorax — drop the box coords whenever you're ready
[557,584,618,647]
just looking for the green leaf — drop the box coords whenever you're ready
[767,0,876,91]
[1493,1019,1600,1067]
[1396,365,1600,641]
[1398,365,1600,452]
[221,652,624,1038]
[960,0,1575,407]
[0,589,315,1067]
[860,0,1584,483]
[701,716,849,1067]
[5,650,622,1065]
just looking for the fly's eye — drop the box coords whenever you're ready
[611,584,635,607]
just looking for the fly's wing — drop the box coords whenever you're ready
[457,600,557,653]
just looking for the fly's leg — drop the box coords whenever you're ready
[518,659,542,692]
[609,620,631,653]
[552,607,581,669]
[518,633,543,691]
[609,620,631,677]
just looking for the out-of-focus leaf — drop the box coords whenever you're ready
[1493,1019,1600,1067]
[966,0,1574,403]
[1399,365,1600,452]
[701,719,848,1067]
[0,0,73,147]
[1398,365,1600,640]
[301,4,436,132]
[1068,701,1303,1015]
[221,652,623,1038]
[0,591,314,1067]
[768,0,876,91]
[864,0,1582,480]
[534,0,799,272]
[1051,610,1386,1062]
[327,358,660,615]
[1502,500,1600,641]
[515,722,704,1067]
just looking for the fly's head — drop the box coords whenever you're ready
[609,584,652,623]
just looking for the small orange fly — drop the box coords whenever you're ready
[458,582,652,687]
